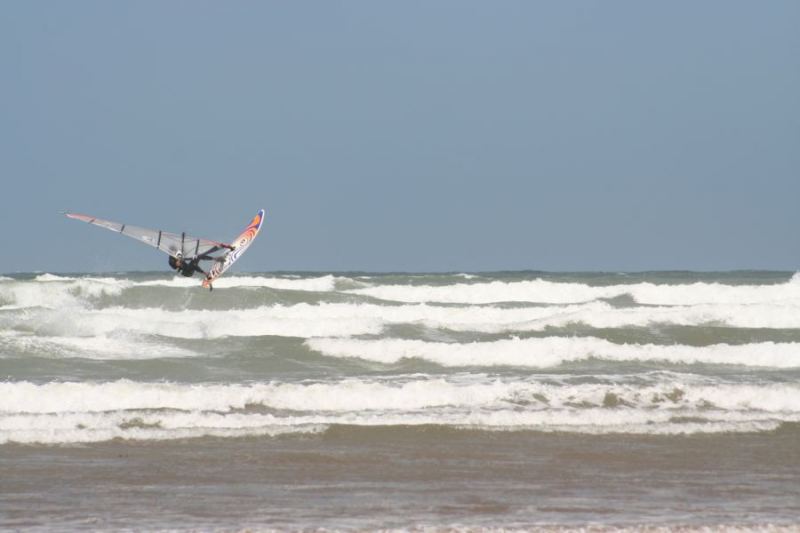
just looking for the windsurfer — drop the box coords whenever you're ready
[168,253,208,278]
[65,209,263,290]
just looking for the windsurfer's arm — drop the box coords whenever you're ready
[198,243,234,260]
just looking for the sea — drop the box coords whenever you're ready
[1,271,799,531]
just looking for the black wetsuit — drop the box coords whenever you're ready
[168,256,207,277]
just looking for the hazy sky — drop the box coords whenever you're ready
[2,1,798,273]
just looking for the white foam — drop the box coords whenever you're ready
[0,330,195,360]
[0,275,128,308]
[306,300,800,333]
[7,274,800,316]
[452,301,800,332]
[217,274,340,291]
[0,301,591,344]
[347,277,800,305]
[137,274,339,291]
[0,274,343,309]
[2,378,798,444]
[12,376,799,416]
[0,379,508,414]
[33,273,74,282]
[0,412,325,444]
[6,299,800,350]
[305,336,800,368]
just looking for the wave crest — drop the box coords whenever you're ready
[305,336,800,368]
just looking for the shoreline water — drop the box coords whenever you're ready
[3,426,799,530]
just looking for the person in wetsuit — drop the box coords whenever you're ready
[168,253,208,278]
[168,243,233,290]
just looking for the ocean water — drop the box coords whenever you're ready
[1,271,799,530]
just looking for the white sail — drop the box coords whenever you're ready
[65,212,229,259]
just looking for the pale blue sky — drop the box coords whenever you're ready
[2,1,798,272]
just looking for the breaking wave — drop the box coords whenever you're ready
[4,271,800,445]
[2,377,799,444]
[5,301,800,352]
[347,274,800,305]
[305,336,800,368]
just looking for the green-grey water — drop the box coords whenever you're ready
[1,271,799,530]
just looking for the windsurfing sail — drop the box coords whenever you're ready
[64,212,231,259]
[202,209,265,289]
